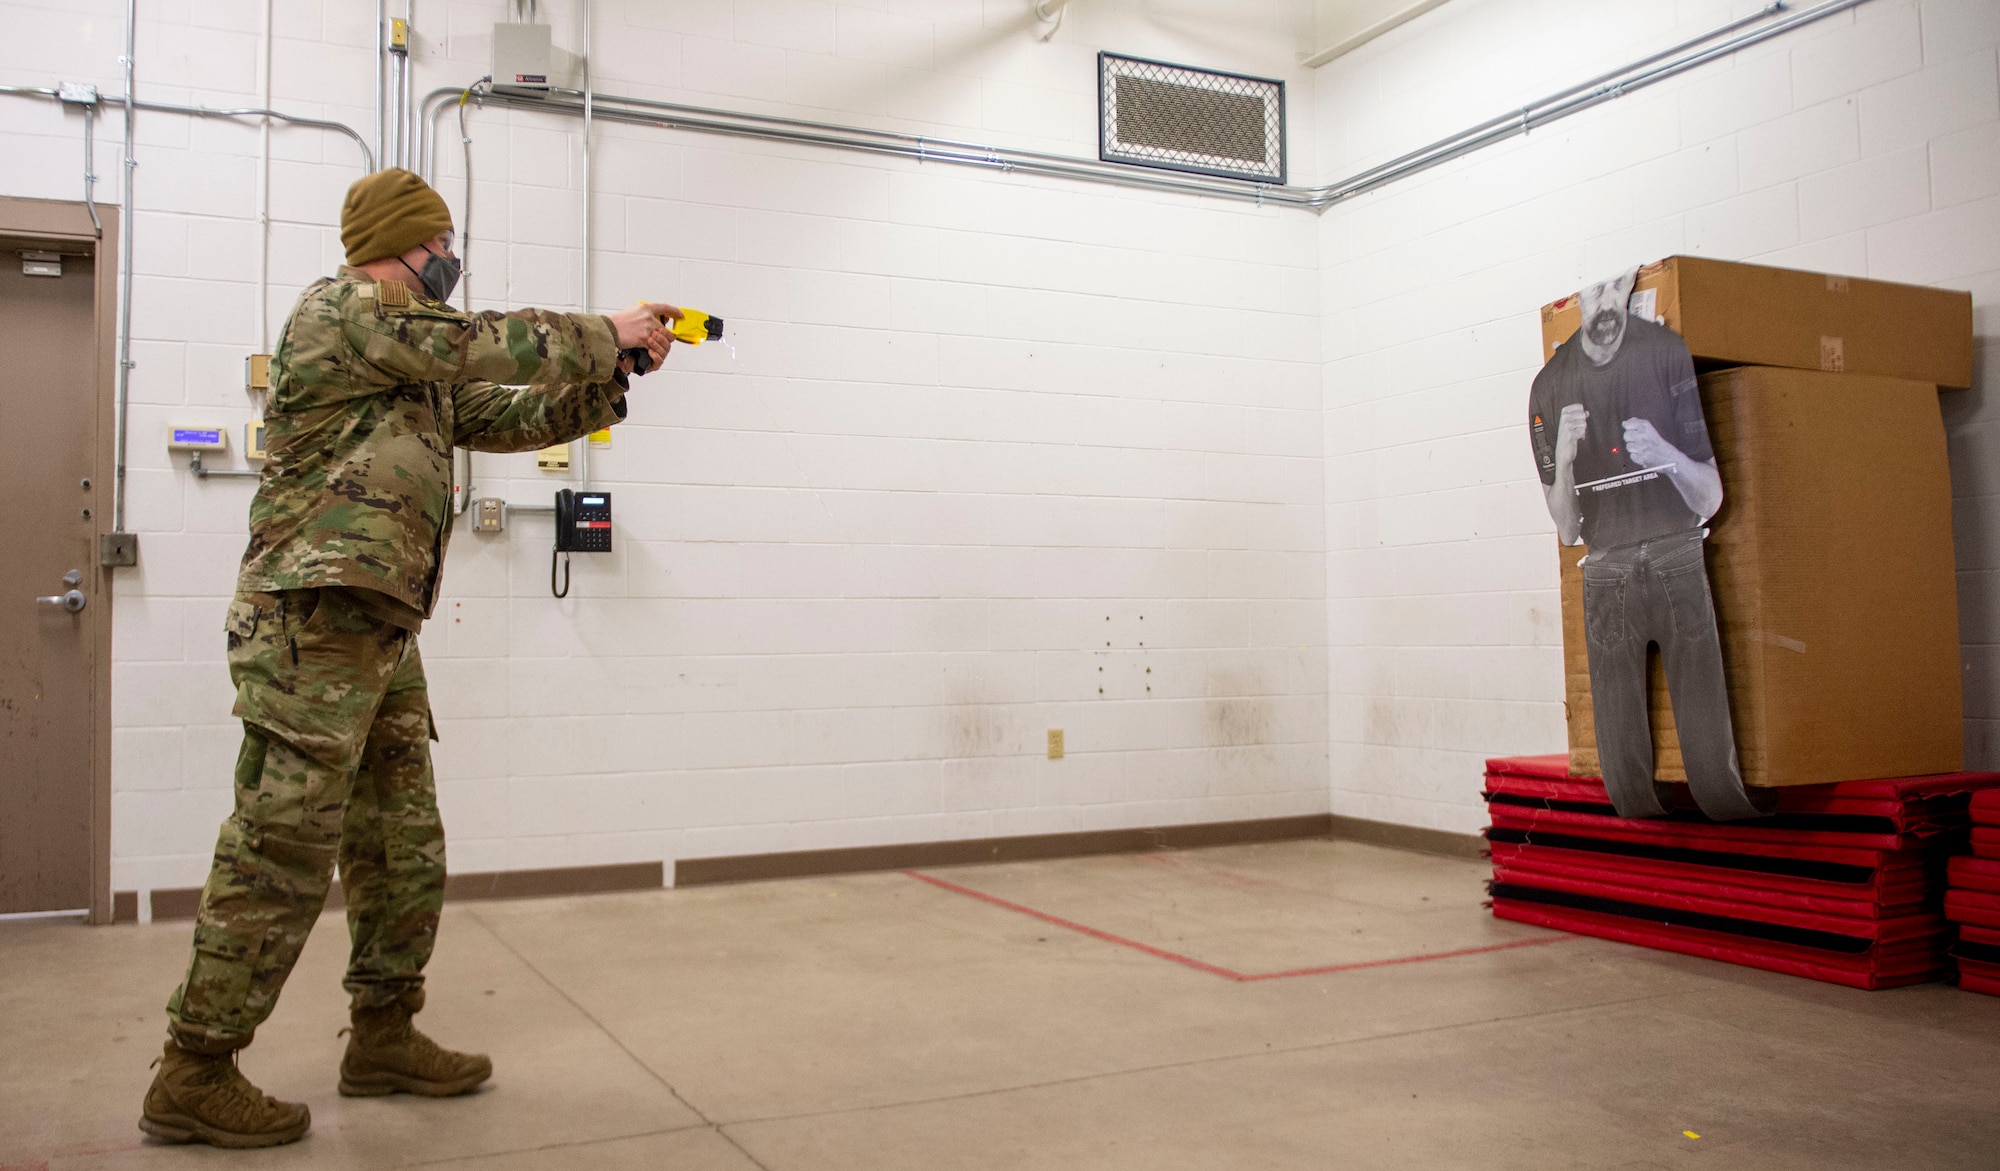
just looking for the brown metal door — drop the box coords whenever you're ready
[0,244,101,913]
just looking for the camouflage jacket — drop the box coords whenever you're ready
[237,266,627,617]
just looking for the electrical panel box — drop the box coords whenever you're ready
[493,22,553,89]
[555,489,612,552]
[246,353,271,393]
[168,426,227,452]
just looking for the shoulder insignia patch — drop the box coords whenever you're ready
[377,280,410,308]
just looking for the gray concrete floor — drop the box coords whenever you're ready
[5,839,1999,1169]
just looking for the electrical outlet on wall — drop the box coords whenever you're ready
[1047,729,1064,759]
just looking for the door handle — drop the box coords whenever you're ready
[36,571,87,613]
[36,589,88,613]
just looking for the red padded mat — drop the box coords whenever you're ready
[1960,970,2000,996]
[1484,757,2000,991]
[1951,929,2000,995]
[1948,855,2000,895]
[1491,898,1947,990]
[1974,788,2000,820]
[1975,827,2000,858]
[1945,888,2000,929]
[1491,866,1944,942]
[1958,924,2000,948]
[1487,805,1913,867]
[1488,835,1936,915]
[1491,843,1928,919]
[1484,769,1980,850]
[1487,754,2000,805]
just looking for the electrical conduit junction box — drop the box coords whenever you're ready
[493,22,552,89]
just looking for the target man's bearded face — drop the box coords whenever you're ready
[1586,301,1624,346]
[1577,269,1639,365]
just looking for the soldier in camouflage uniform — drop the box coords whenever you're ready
[140,169,677,1149]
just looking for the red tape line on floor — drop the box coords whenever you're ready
[903,869,1567,982]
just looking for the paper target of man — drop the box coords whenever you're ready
[1529,268,1774,822]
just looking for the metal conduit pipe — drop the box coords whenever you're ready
[115,0,136,539]
[2,80,108,232]
[81,102,102,235]
[462,0,1867,213]
[579,0,594,491]
[375,0,386,168]
[452,83,482,514]
[398,0,418,167]
[256,0,274,357]
[417,83,468,180]
[1311,0,1871,206]
[1319,1,1791,204]
[479,84,1292,205]
[6,86,378,172]
[125,99,376,171]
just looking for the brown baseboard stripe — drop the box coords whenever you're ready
[444,861,664,901]
[1327,814,1487,860]
[127,860,664,922]
[150,887,203,922]
[674,814,1336,887]
[119,817,1478,920]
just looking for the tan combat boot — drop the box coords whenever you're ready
[139,1039,312,1148]
[339,1004,492,1097]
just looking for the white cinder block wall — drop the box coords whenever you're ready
[1314,0,2000,832]
[0,0,1329,894]
[8,0,1996,890]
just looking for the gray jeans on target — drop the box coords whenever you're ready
[1581,529,1775,821]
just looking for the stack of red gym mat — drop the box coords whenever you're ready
[1484,754,2000,990]
[1946,789,2000,996]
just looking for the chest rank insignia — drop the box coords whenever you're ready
[377,279,410,308]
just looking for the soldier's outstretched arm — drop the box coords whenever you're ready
[450,376,629,454]
[344,296,623,390]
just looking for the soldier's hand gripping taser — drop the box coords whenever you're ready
[621,309,723,374]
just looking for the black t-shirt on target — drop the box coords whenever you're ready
[1529,316,1715,552]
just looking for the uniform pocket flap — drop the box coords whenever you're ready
[225,597,263,640]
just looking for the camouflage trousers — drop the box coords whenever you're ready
[166,587,444,1054]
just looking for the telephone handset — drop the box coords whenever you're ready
[551,489,612,597]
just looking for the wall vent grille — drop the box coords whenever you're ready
[1098,54,1285,185]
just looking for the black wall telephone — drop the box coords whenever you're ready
[551,489,612,597]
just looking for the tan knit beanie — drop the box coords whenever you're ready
[341,168,453,265]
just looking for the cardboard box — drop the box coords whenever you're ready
[1541,256,1974,389]
[1561,367,1963,787]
